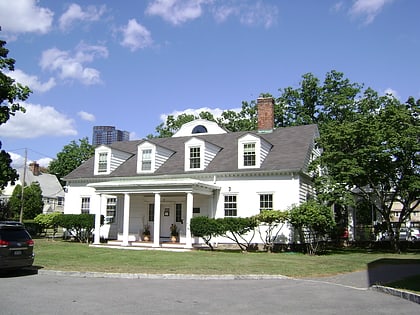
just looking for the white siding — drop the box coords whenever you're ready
[155,146,173,170]
[110,150,132,172]
[203,142,220,168]
[260,138,271,166]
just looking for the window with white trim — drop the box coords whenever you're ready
[148,204,154,222]
[106,198,117,223]
[81,197,90,214]
[141,149,152,171]
[176,204,182,223]
[189,146,201,169]
[243,143,256,166]
[224,195,237,217]
[98,152,108,173]
[259,194,273,212]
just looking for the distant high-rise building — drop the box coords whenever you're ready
[92,126,130,145]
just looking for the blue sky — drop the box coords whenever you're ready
[0,0,419,168]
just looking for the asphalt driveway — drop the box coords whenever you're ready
[0,267,419,314]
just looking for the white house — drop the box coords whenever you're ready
[63,98,320,249]
[1,162,65,214]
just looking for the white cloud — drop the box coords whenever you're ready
[5,69,56,93]
[59,3,106,31]
[39,43,108,85]
[9,153,52,169]
[0,103,77,139]
[349,0,394,25]
[0,0,53,34]
[78,111,96,122]
[146,0,207,25]
[384,88,399,99]
[120,19,153,51]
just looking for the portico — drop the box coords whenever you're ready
[88,178,220,249]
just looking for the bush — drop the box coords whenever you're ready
[55,214,95,243]
[190,216,221,250]
[217,217,258,252]
[34,212,62,237]
[22,220,41,237]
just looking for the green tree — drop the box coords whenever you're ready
[48,137,94,185]
[314,94,420,252]
[8,183,44,220]
[34,212,61,236]
[190,216,221,251]
[253,210,289,252]
[289,201,336,255]
[217,217,258,252]
[55,213,95,243]
[0,38,32,189]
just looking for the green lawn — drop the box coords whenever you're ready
[33,239,419,278]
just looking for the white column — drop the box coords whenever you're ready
[122,193,131,246]
[185,192,193,248]
[153,193,161,247]
[93,193,102,244]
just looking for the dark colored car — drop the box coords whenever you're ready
[0,221,34,270]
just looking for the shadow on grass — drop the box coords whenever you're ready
[0,265,43,278]
[367,258,420,287]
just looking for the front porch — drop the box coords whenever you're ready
[89,178,220,250]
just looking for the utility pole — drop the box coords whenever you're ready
[19,148,27,223]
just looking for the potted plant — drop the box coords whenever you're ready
[143,224,151,241]
[170,224,178,242]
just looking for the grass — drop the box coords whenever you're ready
[33,238,420,279]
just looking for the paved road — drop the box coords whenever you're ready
[0,269,419,314]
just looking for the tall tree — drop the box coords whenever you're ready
[48,138,94,185]
[0,38,32,189]
[314,93,420,252]
[8,183,43,220]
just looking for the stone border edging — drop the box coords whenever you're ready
[370,285,420,304]
[38,269,290,280]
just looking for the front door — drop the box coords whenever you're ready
[160,205,173,238]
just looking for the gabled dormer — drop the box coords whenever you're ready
[137,141,173,174]
[94,145,132,175]
[237,134,272,169]
[184,137,221,172]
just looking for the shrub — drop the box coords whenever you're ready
[55,214,95,243]
[190,216,221,250]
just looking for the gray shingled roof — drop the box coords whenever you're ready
[64,124,318,181]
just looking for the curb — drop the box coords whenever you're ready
[38,269,290,281]
[370,285,420,304]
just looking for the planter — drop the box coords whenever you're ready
[171,235,177,243]
[143,235,150,242]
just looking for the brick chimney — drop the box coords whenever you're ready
[29,161,40,176]
[257,97,274,133]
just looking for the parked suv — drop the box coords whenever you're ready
[0,221,34,270]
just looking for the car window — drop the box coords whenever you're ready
[0,229,31,241]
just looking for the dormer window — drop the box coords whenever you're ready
[94,145,131,175]
[189,147,201,169]
[141,149,152,171]
[238,134,272,169]
[192,125,207,134]
[137,141,174,174]
[98,152,108,173]
[243,143,256,166]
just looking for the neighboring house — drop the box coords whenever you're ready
[63,98,320,249]
[1,162,65,214]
